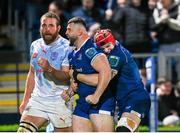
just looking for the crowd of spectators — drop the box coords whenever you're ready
[15,0,179,78]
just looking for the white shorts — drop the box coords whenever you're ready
[23,96,72,128]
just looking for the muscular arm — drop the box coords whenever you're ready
[77,73,98,86]
[91,54,111,99]
[38,57,70,84]
[22,65,35,103]
[19,65,35,114]
[48,65,70,85]
[77,69,117,86]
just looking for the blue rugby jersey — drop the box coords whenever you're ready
[107,41,151,118]
[68,38,103,97]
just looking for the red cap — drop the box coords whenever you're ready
[94,29,116,47]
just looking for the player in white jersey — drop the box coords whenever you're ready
[17,12,72,132]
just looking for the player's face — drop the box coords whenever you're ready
[66,23,78,45]
[40,17,60,44]
[100,43,114,54]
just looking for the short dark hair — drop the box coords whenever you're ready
[67,17,87,29]
[41,12,60,25]
[50,0,65,10]
[157,77,171,86]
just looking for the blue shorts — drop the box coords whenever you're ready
[117,90,151,119]
[73,97,116,119]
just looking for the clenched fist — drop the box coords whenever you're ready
[85,94,100,105]
[38,57,52,72]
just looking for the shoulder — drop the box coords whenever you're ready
[56,37,70,49]
[30,38,43,50]
[59,37,70,45]
[31,38,43,46]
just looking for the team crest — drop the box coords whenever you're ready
[108,56,120,67]
[50,52,58,61]
[85,48,98,59]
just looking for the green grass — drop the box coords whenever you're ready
[139,125,180,132]
[0,124,180,132]
[0,124,46,132]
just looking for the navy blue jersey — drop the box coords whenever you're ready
[108,42,144,97]
[68,39,103,97]
[108,41,150,118]
[69,38,116,119]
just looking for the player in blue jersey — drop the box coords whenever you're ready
[71,29,151,132]
[17,12,73,132]
[65,17,115,131]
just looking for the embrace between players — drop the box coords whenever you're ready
[17,12,150,132]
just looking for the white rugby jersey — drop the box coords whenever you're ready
[30,36,70,101]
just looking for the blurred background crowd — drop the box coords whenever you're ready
[0,0,180,128]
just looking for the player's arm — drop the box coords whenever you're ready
[38,57,70,84]
[86,54,111,104]
[74,69,117,86]
[19,65,35,114]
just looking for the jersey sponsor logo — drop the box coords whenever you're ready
[125,105,131,109]
[32,52,38,58]
[109,56,120,67]
[85,47,98,59]
[51,52,58,61]
[76,68,83,72]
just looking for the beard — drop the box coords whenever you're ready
[68,36,78,46]
[41,30,59,44]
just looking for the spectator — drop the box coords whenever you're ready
[175,81,180,117]
[107,0,153,51]
[107,0,155,68]
[156,77,180,126]
[71,0,105,32]
[152,0,180,81]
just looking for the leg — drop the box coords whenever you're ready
[17,98,50,132]
[55,127,72,132]
[116,112,141,132]
[49,99,73,131]
[73,115,93,132]
[90,114,114,132]
[17,114,47,132]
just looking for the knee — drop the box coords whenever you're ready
[17,121,38,132]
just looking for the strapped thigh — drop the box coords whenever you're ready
[17,121,38,132]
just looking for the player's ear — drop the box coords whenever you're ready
[58,25,61,32]
[78,28,83,36]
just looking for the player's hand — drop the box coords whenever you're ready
[61,90,71,102]
[105,9,113,20]
[85,94,100,105]
[160,9,169,23]
[19,101,28,114]
[38,57,52,72]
